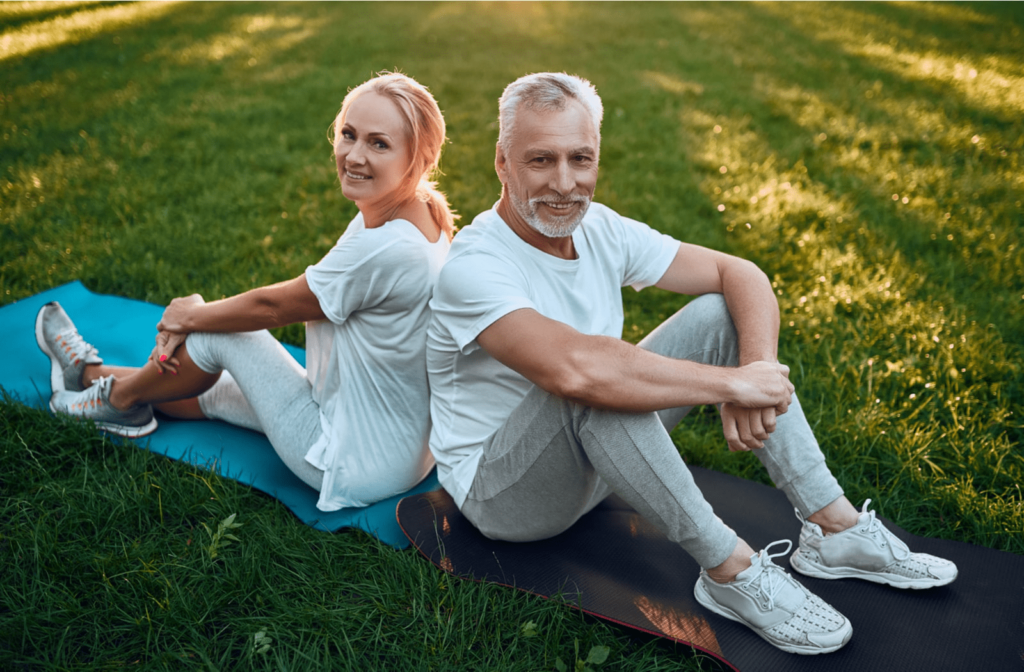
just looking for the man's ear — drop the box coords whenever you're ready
[494,142,508,184]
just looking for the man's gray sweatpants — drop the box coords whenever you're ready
[460,294,843,570]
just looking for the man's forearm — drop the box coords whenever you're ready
[720,261,780,366]
[555,334,791,414]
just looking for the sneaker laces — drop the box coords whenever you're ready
[58,328,99,362]
[742,539,793,611]
[65,375,111,412]
[859,499,911,561]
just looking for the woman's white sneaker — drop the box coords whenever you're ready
[790,499,958,589]
[35,301,103,393]
[694,540,853,655]
[50,375,157,438]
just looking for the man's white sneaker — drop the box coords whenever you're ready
[694,540,853,655]
[35,301,102,393]
[790,499,958,589]
[50,375,158,438]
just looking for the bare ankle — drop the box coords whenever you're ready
[106,379,133,411]
[706,539,754,583]
[81,363,104,388]
[808,496,860,534]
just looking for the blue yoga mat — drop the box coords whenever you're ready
[0,281,439,548]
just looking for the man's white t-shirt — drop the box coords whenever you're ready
[304,213,450,511]
[426,202,680,508]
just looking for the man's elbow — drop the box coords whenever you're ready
[544,347,609,405]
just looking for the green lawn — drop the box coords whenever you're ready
[2,2,1022,669]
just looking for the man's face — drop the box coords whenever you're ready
[497,101,600,239]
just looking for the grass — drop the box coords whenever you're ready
[2,2,1022,669]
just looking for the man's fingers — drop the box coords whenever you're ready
[721,411,747,453]
[734,409,764,450]
[748,409,769,441]
[761,406,778,434]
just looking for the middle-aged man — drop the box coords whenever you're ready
[426,72,957,655]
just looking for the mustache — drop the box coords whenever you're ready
[529,195,590,207]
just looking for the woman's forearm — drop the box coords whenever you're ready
[160,275,326,334]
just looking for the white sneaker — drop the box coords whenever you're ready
[35,301,102,393]
[790,499,958,589]
[50,375,157,438]
[694,540,853,655]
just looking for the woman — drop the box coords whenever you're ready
[36,72,455,511]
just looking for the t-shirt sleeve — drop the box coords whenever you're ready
[431,251,533,352]
[305,231,410,325]
[617,214,681,291]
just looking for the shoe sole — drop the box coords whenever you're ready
[790,550,957,589]
[35,304,67,394]
[693,578,852,655]
[49,398,159,439]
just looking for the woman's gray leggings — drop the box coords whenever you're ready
[187,330,325,491]
[461,294,843,570]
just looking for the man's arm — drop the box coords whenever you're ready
[655,242,784,451]
[655,242,779,366]
[476,241,789,446]
[476,308,793,413]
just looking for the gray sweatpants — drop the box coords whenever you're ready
[187,330,325,491]
[461,294,843,570]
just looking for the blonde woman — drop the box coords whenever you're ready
[37,73,455,511]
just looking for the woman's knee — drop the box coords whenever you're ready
[186,330,274,374]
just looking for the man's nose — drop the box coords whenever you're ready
[551,159,574,195]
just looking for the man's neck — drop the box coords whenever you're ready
[495,195,576,260]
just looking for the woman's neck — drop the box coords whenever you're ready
[358,197,440,242]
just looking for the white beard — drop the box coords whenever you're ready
[508,189,591,239]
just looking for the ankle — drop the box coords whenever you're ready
[706,539,754,583]
[808,496,861,534]
[106,380,134,411]
[81,363,104,388]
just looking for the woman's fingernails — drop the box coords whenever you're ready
[159,355,167,362]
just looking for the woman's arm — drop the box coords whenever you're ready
[157,274,326,334]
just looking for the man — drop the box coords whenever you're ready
[426,72,956,655]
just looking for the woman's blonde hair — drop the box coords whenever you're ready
[333,72,457,239]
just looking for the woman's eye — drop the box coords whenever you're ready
[374,140,389,150]
[342,130,355,140]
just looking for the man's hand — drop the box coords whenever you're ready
[157,293,205,334]
[729,360,794,409]
[721,403,780,451]
[720,361,793,451]
[150,330,187,374]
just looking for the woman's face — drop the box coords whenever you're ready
[334,92,414,208]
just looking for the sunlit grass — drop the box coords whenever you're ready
[2,2,1022,669]
[0,0,178,63]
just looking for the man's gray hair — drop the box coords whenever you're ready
[498,72,604,155]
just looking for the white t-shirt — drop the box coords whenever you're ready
[304,213,450,511]
[427,202,680,508]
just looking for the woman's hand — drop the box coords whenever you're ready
[157,293,205,333]
[150,330,187,374]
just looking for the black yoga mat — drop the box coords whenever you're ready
[397,466,1024,671]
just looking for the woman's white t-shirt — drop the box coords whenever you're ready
[303,213,450,511]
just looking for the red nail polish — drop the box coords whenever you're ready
[159,354,167,362]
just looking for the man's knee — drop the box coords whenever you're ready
[683,293,736,338]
